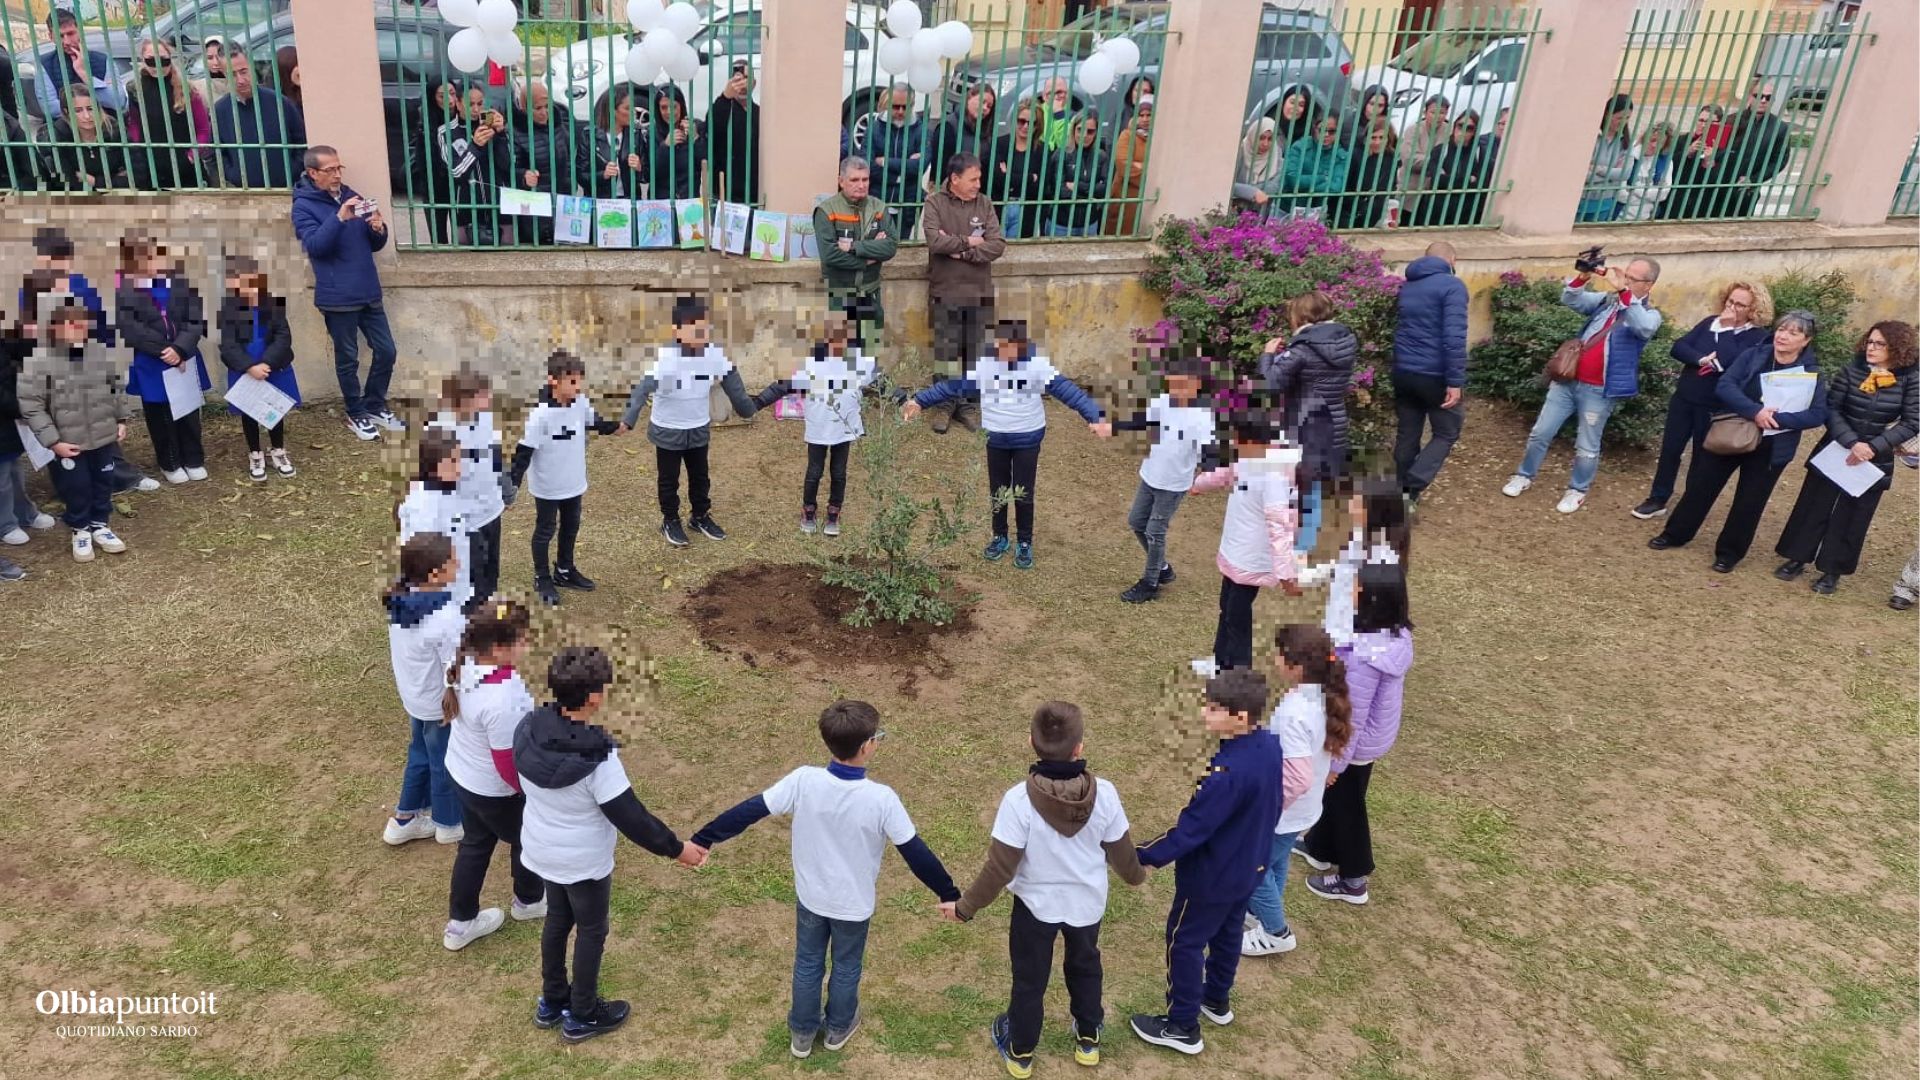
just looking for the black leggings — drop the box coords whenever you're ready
[466,515,503,613]
[532,495,582,580]
[240,414,286,452]
[986,443,1040,543]
[448,781,544,921]
[1304,761,1374,879]
[541,874,613,1014]
[805,442,851,509]
[141,399,205,471]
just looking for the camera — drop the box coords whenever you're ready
[1573,245,1607,275]
[353,197,379,219]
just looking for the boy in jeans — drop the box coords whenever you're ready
[948,701,1148,1077]
[693,700,961,1059]
[1129,668,1284,1056]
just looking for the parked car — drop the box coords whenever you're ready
[15,0,292,120]
[1750,17,1856,113]
[945,2,1354,141]
[1347,27,1528,137]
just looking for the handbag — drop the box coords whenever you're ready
[1703,412,1761,455]
[1544,338,1583,383]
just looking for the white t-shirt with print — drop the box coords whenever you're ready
[519,396,599,501]
[1272,683,1333,835]
[444,663,534,799]
[397,483,472,610]
[647,345,735,431]
[386,594,465,723]
[970,354,1060,436]
[989,777,1130,928]
[761,765,917,922]
[1322,529,1401,647]
[793,350,877,446]
[521,749,633,884]
[1139,394,1216,493]
[428,410,506,528]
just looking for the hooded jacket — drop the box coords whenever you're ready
[1260,321,1359,482]
[1562,279,1662,399]
[513,703,685,874]
[292,175,389,310]
[954,764,1147,921]
[17,339,132,452]
[1393,256,1468,387]
[923,188,1006,304]
[1281,134,1350,205]
[384,587,463,722]
[1335,629,1413,773]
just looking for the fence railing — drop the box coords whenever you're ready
[1893,135,1919,218]
[0,0,305,193]
[1580,8,1871,226]
[1227,6,1544,233]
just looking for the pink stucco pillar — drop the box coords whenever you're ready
[759,0,847,215]
[1139,0,1264,226]
[289,0,395,263]
[1806,5,1919,228]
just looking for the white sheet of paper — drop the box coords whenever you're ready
[1759,370,1817,413]
[161,361,204,421]
[1810,440,1885,498]
[16,420,54,471]
[498,187,555,217]
[224,374,296,430]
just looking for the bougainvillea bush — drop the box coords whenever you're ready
[1142,212,1403,451]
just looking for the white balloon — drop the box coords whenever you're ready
[643,27,683,66]
[486,31,522,67]
[935,20,972,59]
[438,0,480,29]
[910,28,943,64]
[664,43,701,82]
[1076,51,1115,96]
[1098,36,1140,76]
[475,0,517,35]
[877,35,912,75]
[885,0,922,38]
[447,26,489,73]
[626,0,663,32]
[908,61,942,95]
[624,48,661,86]
[661,1,702,42]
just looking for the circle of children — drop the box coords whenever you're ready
[372,283,1412,1070]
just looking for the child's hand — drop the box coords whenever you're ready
[901,400,922,422]
[1088,421,1112,438]
[248,363,270,380]
[1263,336,1285,354]
[676,842,708,868]
[161,346,183,366]
[936,901,961,922]
[1326,774,1338,788]
[614,422,630,436]
[52,441,80,458]
[116,423,127,443]
[1280,579,1302,597]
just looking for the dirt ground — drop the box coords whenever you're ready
[0,395,1914,1080]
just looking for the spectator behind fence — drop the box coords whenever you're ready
[1039,76,1073,151]
[275,46,303,116]
[930,81,996,196]
[1662,104,1727,219]
[292,145,403,441]
[587,85,644,201]
[48,89,131,192]
[439,84,512,246]
[1273,86,1315,146]
[199,37,229,104]
[992,97,1055,241]
[709,63,759,205]
[1282,114,1349,217]
[860,83,925,238]
[922,152,1005,434]
[1050,109,1109,238]
[645,84,702,201]
[409,82,463,244]
[1105,95,1152,236]
[1397,94,1448,220]
[2,62,43,189]
[1502,256,1663,515]
[1392,241,1468,501]
[1476,106,1509,166]
[1417,109,1486,227]
[1578,94,1634,223]
[214,42,305,189]
[1119,75,1154,130]
[1775,321,1920,595]
[1634,280,1774,520]
[815,156,897,339]
[1614,121,1675,223]
[1336,118,1396,230]
[514,83,591,244]
[1720,81,1792,219]
[126,37,212,191]
[1232,117,1282,212]
[1343,85,1390,152]
[35,8,127,123]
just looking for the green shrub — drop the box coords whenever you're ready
[1767,268,1859,366]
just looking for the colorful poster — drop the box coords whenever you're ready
[554,196,593,244]
[595,199,634,249]
[788,210,818,261]
[673,198,706,249]
[749,211,789,262]
[634,200,674,249]
[498,187,554,217]
[715,201,752,256]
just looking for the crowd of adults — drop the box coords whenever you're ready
[1579,80,1795,222]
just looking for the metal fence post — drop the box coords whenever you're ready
[290,0,395,260]
[1807,3,1917,228]
[1139,0,1263,227]
[759,0,846,217]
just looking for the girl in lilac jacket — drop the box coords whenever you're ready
[1300,562,1411,906]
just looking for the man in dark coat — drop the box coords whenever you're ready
[291,145,401,441]
[1391,241,1469,500]
[1720,81,1792,218]
[708,65,760,205]
[213,42,306,188]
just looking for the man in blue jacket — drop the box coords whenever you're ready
[1392,241,1468,500]
[292,145,403,441]
[213,42,305,188]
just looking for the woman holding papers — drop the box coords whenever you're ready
[1649,310,1823,572]
[1775,321,1920,595]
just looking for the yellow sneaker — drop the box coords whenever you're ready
[992,1014,1034,1078]
[1074,1023,1102,1066]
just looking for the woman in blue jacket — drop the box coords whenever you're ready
[1633,280,1773,519]
[1648,311,1822,572]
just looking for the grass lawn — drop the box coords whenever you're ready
[1,397,1914,1079]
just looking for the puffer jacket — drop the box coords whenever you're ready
[1563,281,1662,399]
[1818,356,1920,472]
[1334,628,1413,773]
[1393,255,1468,386]
[1260,321,1359,482]
[17,340,132,452]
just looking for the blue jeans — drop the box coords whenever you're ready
[1516,380,1619,493]
[396,716,460,828]
[1047,222,1095,237]
[1246,831,1299,936]
[0,454,41,533]
[321,302,397,419]
[790,902,870,1037]
[1000,202,1026,239]
[1295,480,1323,552]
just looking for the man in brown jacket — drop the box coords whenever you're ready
[921,151,1006,433]
[941,702,1147,1072]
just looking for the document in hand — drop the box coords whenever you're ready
[1758,370,1818,435]
[1810,441,1885,498]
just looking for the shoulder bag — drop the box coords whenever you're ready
[1703,412,1761,455]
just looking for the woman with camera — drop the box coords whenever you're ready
[1647,311,1822,572]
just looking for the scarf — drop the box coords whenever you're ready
[1860,366,1896,394]
[1030,758,1087,781]
[1239,118,1282,185]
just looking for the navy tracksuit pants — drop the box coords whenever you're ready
[1162,889,1251,1028]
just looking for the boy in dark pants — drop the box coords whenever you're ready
[618,295,760,547]
[949,701,1148,1077]
[514,646,706,1043]
[1130,668,1284,1056]
[16,302,134,563]
[508,351,620,607]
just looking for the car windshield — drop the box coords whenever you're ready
[1386,31,1496,78]
[1039,8,1156,60]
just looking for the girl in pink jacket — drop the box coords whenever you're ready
[1190,418,1303,672]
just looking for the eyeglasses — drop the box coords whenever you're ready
[890,104,908,112]
[1623,273,1654,286]
[1866,338,1890,349]
[1725,299,1753,310]
[1459,122,1477,130]
[143,56,170,68]
[313,164,345,175]
[1754,93,1773,102]
[1016,118,1030,126]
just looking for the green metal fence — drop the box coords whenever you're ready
[0,0,305,193]
[1583,8,1871,225]
[1892,135,1919,218]
[1230,6,1544,232]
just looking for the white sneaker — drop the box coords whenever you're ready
[28,513,56,530]
[162,468,190,485]
[89,527,126,554]
[0,528,26,546]
[510,896,548,921]
[1555,489,1588,514]
[1294,846,1332,871]
[443,908,506,951]
[436,823,465,845]
[248,452,267,481]
[185,466,209,481]
[1240,926,1298,956]
[371,410,407,433]
[1189,657,1220,678]
[134,477,162,492]
[1501,475,1532,498]
[270,449,296,477]
[347,415,380,441]
[382,814,435,845]
[70,528,94,562]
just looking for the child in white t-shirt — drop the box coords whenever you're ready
[1111,359,1218,603]
[397,429,471,612]
[381,532,468,848]
[692,700,961,1060]
[1188,418,1305,675]
[949,701,1148,1075]
[428,367,506,613]
[508,350,621,608]
[1242,624,1352,957]
[514,645,706,1044]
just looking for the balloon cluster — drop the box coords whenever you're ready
[624,0,706,87]
[874,1,973,96]
[1075,36,1140,96]
[442,0,524,74]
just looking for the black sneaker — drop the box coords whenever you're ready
[560,998,630,1043]
[1774,560,1806,581]
[0,557,24,583]
[554,567,597,591]
[1647,535,1676,550]
[535,577,562,606]
[1711,559,1735,574]
[1129,1013,1203,1055]
[1158,563,1176,585]
[1631,498,1669,520]
[1811,571,1841,595]
[533,997,565,1029]
[1121,579,1160,603]
[691,515,727,541]
[661,518,690,547]
[1200,998,1234,1026]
